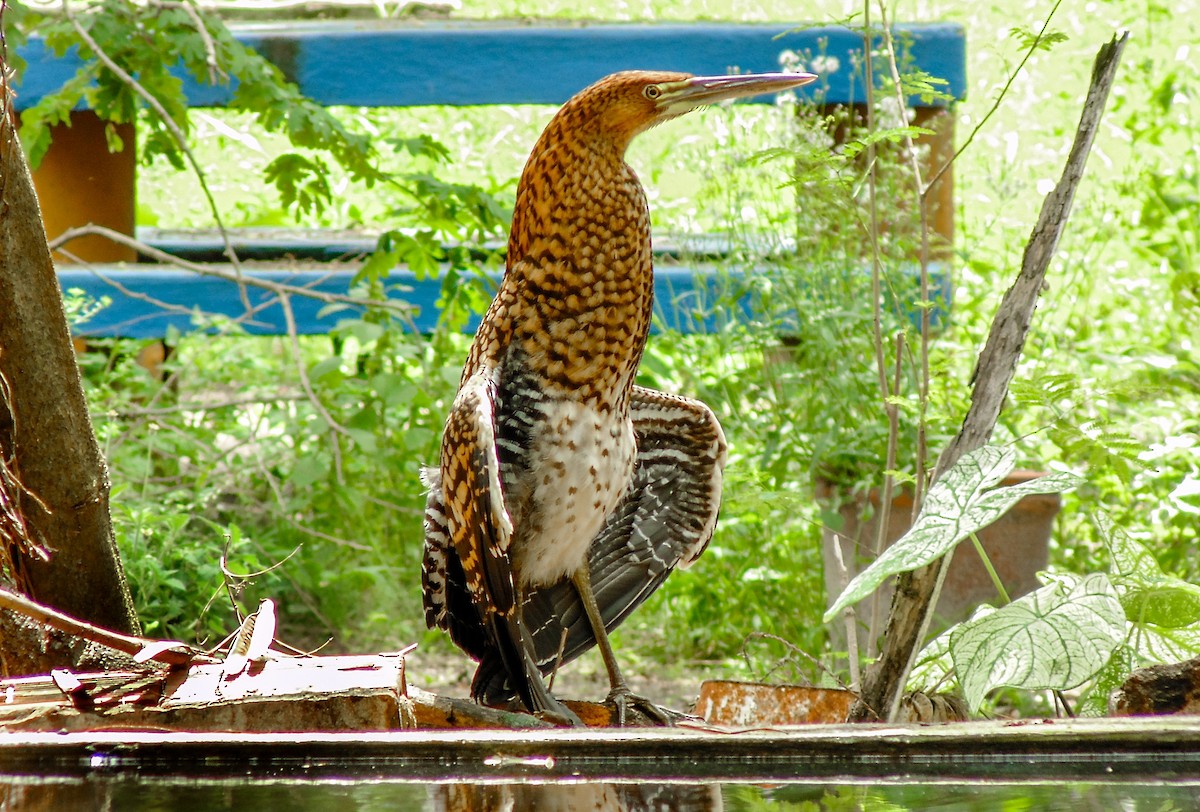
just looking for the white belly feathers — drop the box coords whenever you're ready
[513,399,636,588]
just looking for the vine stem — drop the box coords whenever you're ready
[61,0,251,312]
[968,532,1011,605]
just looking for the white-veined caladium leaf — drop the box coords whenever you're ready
[824,446,1083,622]
[1098,511,1200,629]
[950,572,1125,712]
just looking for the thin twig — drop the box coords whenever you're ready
[860,0,898,668]
[742,632,851,691]
[876,1,932,512]
[0,366,52,571]
[278,290,351,459]
[923,0,1068,196]
[868,330,906,655]
[827,525,861,688]
[248,444,372,551]
[51,224,410,314]
[101,393,308,419]
[61,1,250,310]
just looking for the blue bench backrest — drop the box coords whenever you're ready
[15,21,966,109]
[21,21,964,338]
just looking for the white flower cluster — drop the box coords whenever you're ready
[777,49,841,77]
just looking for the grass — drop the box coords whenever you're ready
[64,0,1200,694]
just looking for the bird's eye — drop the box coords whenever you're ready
[643,85,661,100]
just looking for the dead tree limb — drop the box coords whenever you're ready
[849,32,1130,723]
[0,24,141,672]
[0,587,208,668]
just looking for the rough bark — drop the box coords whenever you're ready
[848,33,1130,722]
[1114,655,1200,716]
[0,43,139,673]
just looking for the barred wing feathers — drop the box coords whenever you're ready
[474,386,726,701]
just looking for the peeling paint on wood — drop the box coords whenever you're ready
[693,680,855,726]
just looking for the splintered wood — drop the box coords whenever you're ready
[0,654,412,732]
[0,651,637,732]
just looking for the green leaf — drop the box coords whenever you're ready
[1008,26,1070,52]
[389,134,452,163]
[290,456,328,488]
[1100,512,1200,628]
[308,355,344,385]
[372,373,416,408]
[339,319,386,346]
[345,428,378,453]
[1130,620,1200,664]
[950,573,1125,712]
[824,447,1083,621]
[264,153,333,216]
[1075,644,1138,718]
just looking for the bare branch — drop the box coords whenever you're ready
[848,32,1130,723]
[51,224,410,314]
[61,1,251,310]
[100,393,308,419]
[0,585,212,667]
[278,291,351,449]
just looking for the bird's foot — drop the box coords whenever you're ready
[535,696,585,727]
[606,686,674,727]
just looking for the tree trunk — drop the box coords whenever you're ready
[0,61,138,674]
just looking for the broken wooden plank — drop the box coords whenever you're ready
[0,653,412,733]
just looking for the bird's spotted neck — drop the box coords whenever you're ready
[495,118,655,411]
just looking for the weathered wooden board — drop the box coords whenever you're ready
[0,654,411,733]
[695,680,855,725]
[3,718,1200,782]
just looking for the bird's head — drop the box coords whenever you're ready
[564,69,818,152]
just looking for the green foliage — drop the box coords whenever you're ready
[264,153,334,218]
[824,447,1083,622]
[1104,512,1200,629]
[16,0,383,215]
[949,573,1125,713]
[78,320,469,649]
[1008,25,1070,53]
[1009,374,1147,481]
[909,509,1200,714]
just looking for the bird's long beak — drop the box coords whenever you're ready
[655,72,818,117]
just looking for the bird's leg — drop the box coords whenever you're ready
[570,566,673,726]
[505,588,584,727]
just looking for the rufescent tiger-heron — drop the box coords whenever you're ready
[422,69,817,726]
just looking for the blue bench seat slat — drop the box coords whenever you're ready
[57,265,746,338]
[57,262,951,339]
[15,21,966,110]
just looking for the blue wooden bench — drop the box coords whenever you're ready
[15,21,966,338]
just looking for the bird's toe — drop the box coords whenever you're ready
[606,687,674,727]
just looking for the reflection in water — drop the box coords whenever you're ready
[3,779,1200,811]
[431,782,723,812]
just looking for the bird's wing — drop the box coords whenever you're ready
[473,386,727,702]
[422,465,492,660]
[422,371,515,640]
[424,369,568,716]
